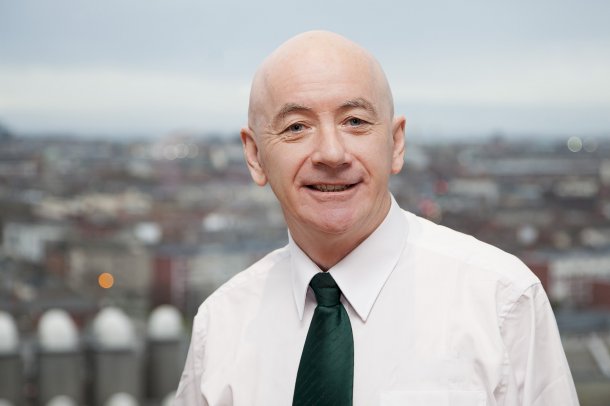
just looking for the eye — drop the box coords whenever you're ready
[286,122,305,133]
[341,116,372,134]
[346,117,365,126]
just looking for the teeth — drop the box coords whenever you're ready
[312,184,350,192]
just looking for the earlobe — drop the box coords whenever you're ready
[241,127,268,186]
[390,116,406,174]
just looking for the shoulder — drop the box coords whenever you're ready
[402,209,539,293]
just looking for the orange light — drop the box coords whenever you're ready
[98,272,114,289]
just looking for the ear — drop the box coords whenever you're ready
[390,115,406,174]
[241,126,268,186]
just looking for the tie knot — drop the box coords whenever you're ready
[310,272,341,307]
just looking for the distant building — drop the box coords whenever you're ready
[2,221,67,263]
[526,251,610,309]
[67,237,152,317]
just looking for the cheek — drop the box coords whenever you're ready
[354,141,394,170]
[262,150,301,185]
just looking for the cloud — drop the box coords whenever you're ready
[388,42,610,106]
[0,67,250,134]
[1,0,609,136]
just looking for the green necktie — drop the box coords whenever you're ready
[293,272,354,406]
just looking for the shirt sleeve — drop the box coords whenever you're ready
[174,305,209,406]
[499,283,580,405]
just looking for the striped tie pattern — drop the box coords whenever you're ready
[293,272,354,406]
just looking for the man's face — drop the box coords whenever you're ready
[243,50,405,242]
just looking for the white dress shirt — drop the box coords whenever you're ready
[175,196,579,406]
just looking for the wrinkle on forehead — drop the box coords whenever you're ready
[247,31,394,133]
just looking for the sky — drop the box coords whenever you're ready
[1,0,609,140]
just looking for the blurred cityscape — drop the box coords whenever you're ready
[1,122,610,405]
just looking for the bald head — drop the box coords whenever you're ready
[247,31,395,132]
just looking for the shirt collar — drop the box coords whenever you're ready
[290,194,408,322]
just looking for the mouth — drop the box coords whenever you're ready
[305,183,356,192]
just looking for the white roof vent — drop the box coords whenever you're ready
[0,311,18,354]
[46,395,77,406]
[92,307,135,350]
[104,392,138,406]
[38,309,79,352]
[147,305,183,341]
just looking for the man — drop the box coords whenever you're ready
[176,31,579,405]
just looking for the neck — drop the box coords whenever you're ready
[293,231,369,271]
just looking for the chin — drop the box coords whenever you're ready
[306,210,360,236]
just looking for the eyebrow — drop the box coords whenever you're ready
[271,103,312,129]
[339,98,378,117]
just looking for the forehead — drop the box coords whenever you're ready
[261,50,382,113]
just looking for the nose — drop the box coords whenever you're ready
[310,124,349,168]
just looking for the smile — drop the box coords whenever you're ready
[307,184,355,192]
